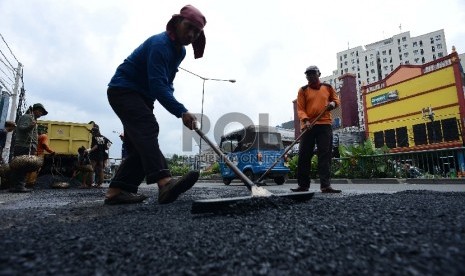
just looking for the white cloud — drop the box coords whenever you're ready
[1,0,464,158]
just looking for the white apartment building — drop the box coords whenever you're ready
[321,29,448,129]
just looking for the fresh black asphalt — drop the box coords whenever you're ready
[0,176,464,275]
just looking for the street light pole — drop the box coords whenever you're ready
[179,67,236,170]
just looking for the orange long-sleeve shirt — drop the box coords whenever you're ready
[37,134,54,156]
[296,83,340,130]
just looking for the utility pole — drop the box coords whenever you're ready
[9,62,22,121]
[3,62,23,162]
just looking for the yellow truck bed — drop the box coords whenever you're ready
[37,120,93,155]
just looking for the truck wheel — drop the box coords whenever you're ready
[223,178,232,185]
[274,176,286,185]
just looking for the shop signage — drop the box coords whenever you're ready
[371,90,399,106]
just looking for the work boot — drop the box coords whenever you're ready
[158,171,199,204]
[290,185,309,192]
[9,170,31,193]
[9,184,32,193]
[321,187,342,193]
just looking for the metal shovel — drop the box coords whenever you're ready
[191,127,314,214]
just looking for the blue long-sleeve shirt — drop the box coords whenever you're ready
[108,32,188,118]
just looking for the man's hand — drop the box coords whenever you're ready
[328,101,336,110]
[182,112,198,130]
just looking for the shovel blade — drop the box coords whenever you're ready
[191,192,314,214]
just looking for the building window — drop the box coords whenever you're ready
[437,44,443,49]
[370,61,375,66]
[413,50,418,55]
[398,46,402,52]
[435,34,442,41]
[413,41,418,47]
[405,60,410,64]
[397,38,401,45]
[404,52,409,57]
[414,58,420,63]
[413,123,427,145]
[430,37,434,44]
[403,44,408,50]
[383,58,388,63]
[433,54,436,60]
[340,56,342,61]
[419,40,423,47]
[384,129,396,148]
[389,49,392,55]
[402,36,407,42]
[344,54,347,59]
[422,57,425,63]
[399,54,402,61]
[438,52,444,58]
[427,121,442,143]
[396,127,409,147]
[371,69,375,73]
[420,49,424,55]
[390,65,394,71]
[442,118,459,141]
[374,131,384,148]
[382,50,386,55]
[384,65,388,70]
[432,46,435,52]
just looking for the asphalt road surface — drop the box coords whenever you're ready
[1,178,464,275]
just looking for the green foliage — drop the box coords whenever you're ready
[201,162,220,177]
[287,154,318,179]
[334,140,392,178]
[169,164,190,176]
[167,154,190,176]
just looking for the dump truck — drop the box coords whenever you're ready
[37,120,93,177]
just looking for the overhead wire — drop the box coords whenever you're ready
[0,32,19,64]
[0,57,15,73]
[0,49,15,70]
[0,66,14,83]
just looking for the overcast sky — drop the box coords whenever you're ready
[1,0,464,158]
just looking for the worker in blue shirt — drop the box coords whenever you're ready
[105,5,206,205]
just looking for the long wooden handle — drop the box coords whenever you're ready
[194,128,255,190]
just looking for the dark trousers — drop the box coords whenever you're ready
[10,146,36,189]
[107,88,171,193]
[297,124,333,189]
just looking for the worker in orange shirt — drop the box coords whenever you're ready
[26,125,55,187]
[290,65,342,194]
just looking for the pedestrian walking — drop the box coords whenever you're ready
[104,4,206,204]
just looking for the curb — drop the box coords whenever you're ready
[197,178,464,185]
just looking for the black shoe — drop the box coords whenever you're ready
[158,171,199,204]
[321,187,342,193]
[104,191,148,205]
[9,186,32,193]
[290,186,309,192]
